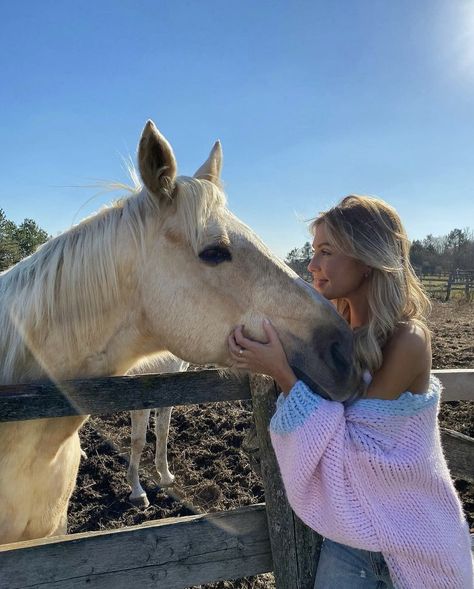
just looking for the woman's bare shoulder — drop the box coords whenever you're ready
[396,318,430,336]
[366,321,432,399]
[389,320,431,352]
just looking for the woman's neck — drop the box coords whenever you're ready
[345,288,370,329]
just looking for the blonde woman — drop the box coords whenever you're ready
[229,196,472,589]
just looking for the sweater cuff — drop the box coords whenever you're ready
[270,380,327,434]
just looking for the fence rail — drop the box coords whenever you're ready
[1,368,472,421]
[0,368,473,589]
[0,504,272,589]
[418,269,474,301]
[0,370,251,422]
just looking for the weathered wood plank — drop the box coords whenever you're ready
[0,504,272,589]
[249,375,298,589]
[435,369,474,402]
[0,369,471,424]
[0,370,251,422]
[249,375,321,589]
[441,428,474,482]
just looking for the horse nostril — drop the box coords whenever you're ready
[329,341,350,374]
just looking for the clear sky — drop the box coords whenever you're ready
[1,0,473,258]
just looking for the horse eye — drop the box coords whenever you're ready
[198,246,232,266]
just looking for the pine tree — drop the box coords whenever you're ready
[0,209,49,271]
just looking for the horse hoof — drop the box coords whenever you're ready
[129,493,149,508]
[159,475,175,487]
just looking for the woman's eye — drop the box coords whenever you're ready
[198,246,232,266]
[321,250,331,256]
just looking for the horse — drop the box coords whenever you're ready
[125,353,189,507]
[0,119,359,544]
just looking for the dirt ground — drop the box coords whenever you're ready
[69,299,473,589]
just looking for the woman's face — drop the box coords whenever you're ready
[308,222,369,301]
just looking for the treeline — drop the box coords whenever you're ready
[0,209,49,271]
[286,228,474,278]
[410,229,474,274]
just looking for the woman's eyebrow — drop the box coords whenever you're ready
[315,242,332,248]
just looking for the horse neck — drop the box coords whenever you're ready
[0,200,154,384]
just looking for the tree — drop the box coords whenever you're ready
[285,241,313,282]
[444,228,470,268]
[409,239,424,270]
[0,209,49,271]
[0,209,20,271]
[13,219,49,260]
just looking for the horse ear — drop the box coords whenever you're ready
[194,140,223,186]
[138,120,177,198]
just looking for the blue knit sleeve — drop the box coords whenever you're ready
[270,380,335,434]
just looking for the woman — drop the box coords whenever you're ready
[229,195,472,588]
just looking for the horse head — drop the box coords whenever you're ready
[136,121,360,401]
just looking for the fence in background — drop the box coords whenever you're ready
[417,269,473,301]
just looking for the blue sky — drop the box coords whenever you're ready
[1,0,473,258]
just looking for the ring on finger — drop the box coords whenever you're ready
[239,348,244,355]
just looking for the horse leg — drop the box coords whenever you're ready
[127,409,151,508]
[154,406,174,486]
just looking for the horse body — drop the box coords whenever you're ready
[0,417,82,542]
[0,121,359,544]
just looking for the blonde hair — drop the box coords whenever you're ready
[311,195,431,385]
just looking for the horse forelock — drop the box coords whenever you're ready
[173,176,228,252]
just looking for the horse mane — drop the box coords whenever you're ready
[0,169,227,384]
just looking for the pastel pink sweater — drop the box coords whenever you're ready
[270,376,473,589]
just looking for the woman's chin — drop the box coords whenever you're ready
[314,285,331,299]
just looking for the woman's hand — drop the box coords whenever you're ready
[228,319,297,394]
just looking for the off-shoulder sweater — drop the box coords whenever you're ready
[270,376,473,589]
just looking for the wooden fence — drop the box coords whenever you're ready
[0,368,473,589]
[418,269,474,301]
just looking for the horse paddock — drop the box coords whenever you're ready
[66,299,473,589]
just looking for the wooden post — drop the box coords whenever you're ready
[249,375,323,589]
[445,271,453,302]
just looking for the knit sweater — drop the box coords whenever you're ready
[270,376,473,589]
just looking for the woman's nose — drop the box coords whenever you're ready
[307,255,318,273]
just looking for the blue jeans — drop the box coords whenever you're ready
[314,538,395,588]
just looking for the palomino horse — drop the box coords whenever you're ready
[0,120,359,544]
[126,353,189,507]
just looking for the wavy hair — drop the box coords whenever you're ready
[311,195,431,385]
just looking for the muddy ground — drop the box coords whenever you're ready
[70,300,473,589]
